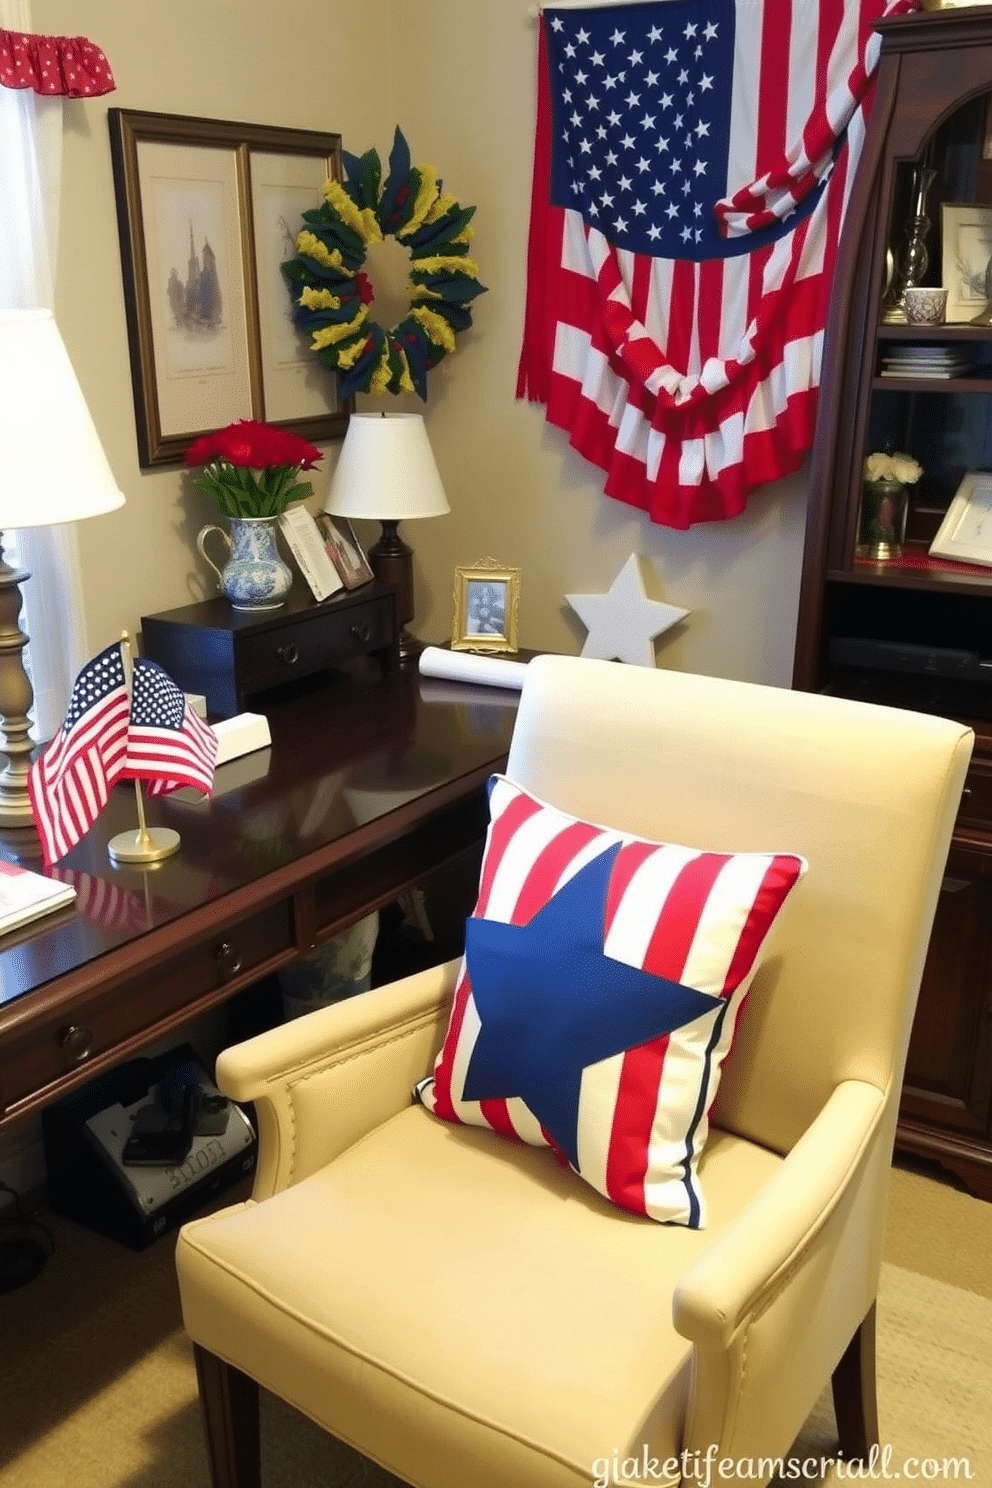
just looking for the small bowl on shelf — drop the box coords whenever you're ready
[903,286,948,325]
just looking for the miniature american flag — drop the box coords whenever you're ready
[123,658,217,798]
[27,642,131,869]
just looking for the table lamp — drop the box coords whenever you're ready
[324,412,449,664]
[0,308,126,828]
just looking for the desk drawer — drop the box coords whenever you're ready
[235,594,394,694]
[0,901,293,1117]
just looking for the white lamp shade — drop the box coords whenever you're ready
[324,412,450,522]
[0,307,125,528]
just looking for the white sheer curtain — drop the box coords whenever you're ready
[0,0,90,739]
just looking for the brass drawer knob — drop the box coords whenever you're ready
[214,941,244,980]
[59,1024,93,1065]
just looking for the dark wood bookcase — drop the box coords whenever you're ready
[794,8,992,1199]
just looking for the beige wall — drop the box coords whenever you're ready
[34,0,808,686]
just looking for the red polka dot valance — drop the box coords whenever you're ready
[0,30,115,97]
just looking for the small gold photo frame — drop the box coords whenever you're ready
[451,559,520,653]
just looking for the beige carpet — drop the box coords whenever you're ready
[1,1158,990,1488]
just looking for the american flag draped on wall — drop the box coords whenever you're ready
[516,0,916,529]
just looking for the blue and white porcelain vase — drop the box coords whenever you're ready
[196,515,293,611]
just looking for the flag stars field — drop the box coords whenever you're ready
[548,1,728,258]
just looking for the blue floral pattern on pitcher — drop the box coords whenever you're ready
[197,516,293,611]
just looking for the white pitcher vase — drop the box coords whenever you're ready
[197,515,293,611]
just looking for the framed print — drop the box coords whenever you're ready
[108,108,350,467]
[941,202,992,322]
[451,560,521,653]
[930,472,992,566]
[315,513,375,590]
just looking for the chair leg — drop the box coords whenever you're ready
[193,1343,262,1488]
[831,1302,879,1463]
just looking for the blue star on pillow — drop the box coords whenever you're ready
[462,842,722,1170]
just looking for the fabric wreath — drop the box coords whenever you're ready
[282,127,487,401]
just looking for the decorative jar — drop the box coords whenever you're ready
[858,478,910,560]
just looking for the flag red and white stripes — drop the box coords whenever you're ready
[123,658,217,798]
[516,0,915,528]
[27,643,131,870]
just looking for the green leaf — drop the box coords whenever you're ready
[407,204,477,254]
[343,146,382,212]
[379,126,413,229]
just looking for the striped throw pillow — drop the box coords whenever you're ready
[416,775,806,1226]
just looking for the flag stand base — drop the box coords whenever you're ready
[108,826,180,865]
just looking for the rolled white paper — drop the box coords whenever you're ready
[419,645,529,691]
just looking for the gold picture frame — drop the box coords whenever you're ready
[108,108,350,468]
[451,560,521,653]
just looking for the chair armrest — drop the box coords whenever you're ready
[674,1078,886,1351]
[674,1079,894,1469]
[216,957,459,1198]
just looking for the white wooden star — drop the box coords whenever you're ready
[566,555,688,667]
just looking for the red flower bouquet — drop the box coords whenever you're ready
[185,419,323,518]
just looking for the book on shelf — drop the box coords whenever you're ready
[278,506,344,603]
[0,859,76,936]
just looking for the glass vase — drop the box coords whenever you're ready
[858,479,910,561]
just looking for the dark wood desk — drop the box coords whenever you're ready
[0,665,518,1131]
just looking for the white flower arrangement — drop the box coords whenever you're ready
[864,450,923,485]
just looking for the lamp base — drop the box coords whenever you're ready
[366,520,429,668]
[0,787,35,829]
[0,540,37,831]
[397,628,426,666]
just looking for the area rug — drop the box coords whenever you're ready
[772,1263,992,1484]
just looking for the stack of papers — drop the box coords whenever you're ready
[880,345,973,379]
[0,859,75,937]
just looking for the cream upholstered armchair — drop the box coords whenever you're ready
[176,657,972,1488]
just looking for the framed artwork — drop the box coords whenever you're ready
[941,202,992,322]
[108,108,350,468]
[451,560,521,654]
[929,472,992,566]
[315,514,375,590]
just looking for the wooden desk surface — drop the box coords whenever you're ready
[0,665,518,1129]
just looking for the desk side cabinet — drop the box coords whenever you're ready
[142,583,398,718]
[794,9,992,1199]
